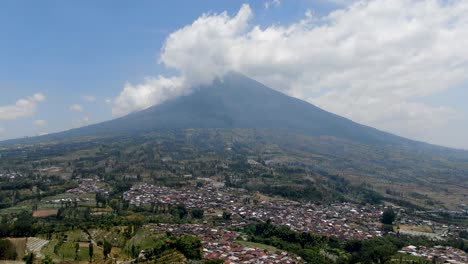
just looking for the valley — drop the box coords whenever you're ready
[0,129,467,263]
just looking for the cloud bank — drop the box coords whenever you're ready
[0,93,45,121]
[113,76,187,117]
[69,104,84,113]
[113,0,468,147]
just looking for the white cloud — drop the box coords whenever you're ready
[113,1,468,148]
[83,95,96,102]
[0,93,45,121]
[264,0,281,9]
[69,104,84,112]
[320,0,356,6]
[112,75,187,116]
[112,4,253,116]
[33,119,47,128]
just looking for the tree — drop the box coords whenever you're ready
[175,235,202,260]
[103,240,112,260]
[13,211,36,237]
[88,243,94,262]
[131,244,137,258]
[299,249,329,263]
[23,253,34,264]
[41,255,54,264]
[0,239,17,260]
[222,211,231,221]
[171,204,188,219]
[360,237,397,264]
[191,208,204,219]
[381,208,396,225]
[0,223,10,237]
[459,230,468,239]
[75,242,80,260]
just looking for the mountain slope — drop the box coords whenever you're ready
[1,72,415,146]
[1,72,467,209]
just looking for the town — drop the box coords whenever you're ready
[0,134,467,263]
[121,182,468,263]
[146,223,302,263]
[123,183,385,240]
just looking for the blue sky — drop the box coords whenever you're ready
[0,0,338,136]
[1,0,468,149]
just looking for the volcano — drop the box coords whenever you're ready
[13,72,414,146]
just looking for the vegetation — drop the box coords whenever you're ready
[1,128,467,211]
[103,240,112,259]
[125,233,202,261]
[0,128,466,263]
[381,208,396,225]
[0,239,17,260]
[244,221,348,262]
[23,252,34,264]
[191,208,204,219]
[244,221,468,263]
[41,255,54,264]
[88,242,93,261]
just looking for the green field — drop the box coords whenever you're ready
[41,240,104,262]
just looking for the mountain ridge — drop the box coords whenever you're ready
[0,72,427,148]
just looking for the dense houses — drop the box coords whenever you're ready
[254,202,383,240]
[123,184,468,263]
[399,245,468,263]
[124,184,384,241]
[66,178,108,195]
[147,223,302,263]
[42,179,107,206]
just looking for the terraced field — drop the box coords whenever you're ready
[26,237,49,258]
[154,250,187,264]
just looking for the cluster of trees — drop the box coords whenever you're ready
[95,240,112,259]
[244,221,343,263]
[0,177,78,209]
[57,207,91,221]
[129,234,202,261]
[0,211,37,237]
[191,208,204,219]
[255,184,325,202]
[381,208,396,225]
[244,221,468,263]
[460,230,468,239]
[0,239,17,260]
[128,202,207,223]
